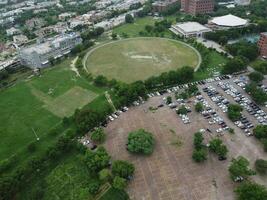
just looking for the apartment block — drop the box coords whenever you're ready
[258,32,267,58]
[181,0,214,15]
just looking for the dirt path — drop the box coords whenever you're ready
[70,56,80,77]
[105,91,116,111]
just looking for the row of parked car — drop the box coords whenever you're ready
[107,107,129,123]
[195,94,229,134]
[206,82,253,136]
[146,75,232,98]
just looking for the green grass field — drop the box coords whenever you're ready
[86,37,200,83]
[0,58,104,161]
[113,17,158,37]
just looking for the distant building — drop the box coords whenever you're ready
[208,14,248,29]
[18,33,82,68]
[235,0,250,6]
[6,27,21,36]
[152,0,178,13]
[181,0,214,15]
[13,35,28,46]
[170,22,211,38]
[25,18,46,30]
[258,33,267,59]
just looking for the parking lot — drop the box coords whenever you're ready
[102,74,267,200]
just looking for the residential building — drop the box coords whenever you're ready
[152,0,178,13]
[18,33,82,68]
[258,33,267,58]
[25,18,46,30]
[170,22,211,38]
[181,0,214,15]
[13,34,28,46]
[6,27,21,36]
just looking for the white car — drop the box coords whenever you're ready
[108,116,114,121]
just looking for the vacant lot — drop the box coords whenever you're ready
[104,90,267,200]
[86,38,200,83]
[104,96,234,200]
[0,59,102,161]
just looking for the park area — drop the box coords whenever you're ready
[0,58,104,162]
[85,37,201,83]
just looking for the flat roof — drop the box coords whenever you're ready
[172,22,211,33]
[210,14,248,27]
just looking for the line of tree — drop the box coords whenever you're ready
[253,125,267,152]
[192,132,207,162]
[245,83,267,105]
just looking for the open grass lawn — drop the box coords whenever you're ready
[86,37,200,83]
[113,17,157,37]
[0,58,104,161]
[194,51,228,80]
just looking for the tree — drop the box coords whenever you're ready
[113,176,127,190]
[112,160,135,179]
[111,32,117,40]
[228,156,255,181]
[84,147,111,173]
[209,138,222,153]
[88,181,100,195]
[255,159,267,174]
[94,75,108,87]
[246,83,267,105]
[176,105,187,115]
[222,57,247,74]
[195,102,204,112]
[91,128,106,143]
[249,72,264,83]
[192,149,207,162]
[166,96,172,104]
[125,14,134,23]
[127,129,155,155]
[227,104,243,122]
[27,142,36,152]
[217,144,228,159]
[194,132,204,150]
[0,70,9,81]
[253,125,267,139]
[235,181,267,200]
[99,169,112,182]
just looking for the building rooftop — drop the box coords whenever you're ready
[173,22,211,33]
[210,14,248,27]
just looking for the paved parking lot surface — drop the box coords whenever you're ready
[104,76,267,200]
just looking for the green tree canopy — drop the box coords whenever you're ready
[255,159,267,174]
[227,104,243,122]
[249,72,264,83]
[195,102,204,112]
[112,160,135,179]
[91,128,106,143]
[83,147,111,173]
[192,149,207,162]
[113,176,127,190]
[228,156,255,180]
[127,129,155,155]
[235,181,267,200]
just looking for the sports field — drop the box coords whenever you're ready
[85,38,201,83]
[0,59,103,161]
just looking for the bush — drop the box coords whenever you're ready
[176,105,187,115]
[99,169,112,182]
[194,132,204,150]
[255,159,267,174]
[127,129,155,155]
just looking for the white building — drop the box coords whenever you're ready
[170,22,211,38]
[209,14,248,28]
[6,27,21,36]
[19,33,82,68]
[235,0,250,6]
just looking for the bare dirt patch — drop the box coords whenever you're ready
[104,96,235,200]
